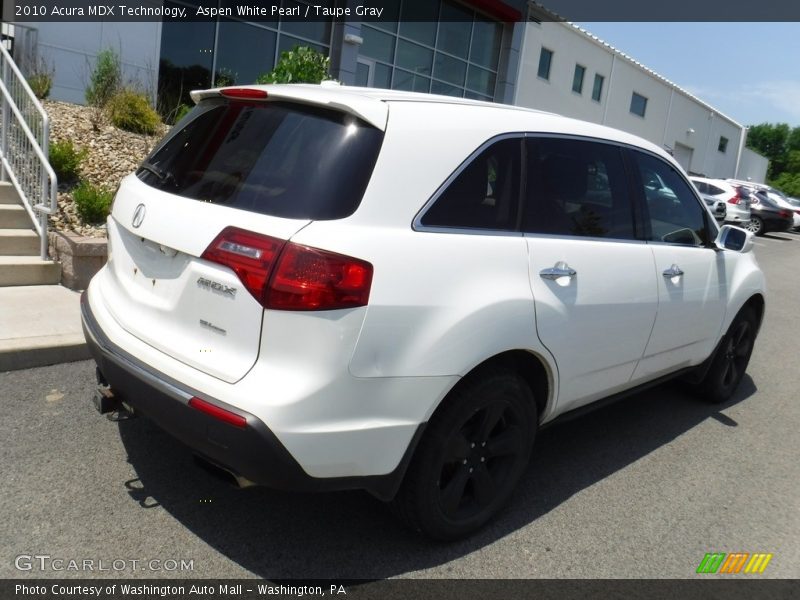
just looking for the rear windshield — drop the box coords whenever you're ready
[137,98,384,220]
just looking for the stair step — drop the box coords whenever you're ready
[0,256,61,286]
[0,205,32,229]
[0,229,39,255]
[0,182,21,204]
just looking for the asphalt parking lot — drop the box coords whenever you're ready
[1,231,799,581]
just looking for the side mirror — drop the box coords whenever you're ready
[715,225,754,253]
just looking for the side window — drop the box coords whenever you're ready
[632,152,710,246]
[693,181,707,194]
[523,137,636,240]
[420,138,521,230]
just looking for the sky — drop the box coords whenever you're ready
[574,22,800,128]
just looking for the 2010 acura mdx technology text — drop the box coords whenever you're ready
[82,84,766,540]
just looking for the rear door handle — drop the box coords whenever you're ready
[662,264,684,278]
[540,261,577,281]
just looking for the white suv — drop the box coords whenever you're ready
[689,177,751,225]
[82,85,766,540]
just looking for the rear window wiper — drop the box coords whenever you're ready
[138,162,177,187]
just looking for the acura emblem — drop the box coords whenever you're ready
[131,203,146,228]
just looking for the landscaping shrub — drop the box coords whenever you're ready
[256,46,332,84]
[85,49,121,108]
[27,59,54,100]
[49,139,87,182]
[72,180,114,224]
[106,89,161,135]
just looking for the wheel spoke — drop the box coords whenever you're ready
[486,425,523,458]
[477,403,505,442]
[440,466,470,515]
[732,324,748,348]
[472,464,495,508]
[445,432,470,462]
[726,360,739,388]
[720,359,733,387]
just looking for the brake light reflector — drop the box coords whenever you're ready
[189,397,247,428]
[219,88,268,99]
[201,227,285,304]
[267,244,373,310]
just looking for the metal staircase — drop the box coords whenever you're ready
[0,39,60,286]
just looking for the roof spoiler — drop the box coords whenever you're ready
[189,84,388,131]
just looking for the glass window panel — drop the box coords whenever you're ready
[467,65,496,97]
[215,21,277,86]
[433,52,467,87]
[392,69,430,93]
[370,0,399,32]
[438,2,473,57]
[356,62,370,86]
[431,80,463,97]
[572,64,585,94]
[630,92,648,117]
[397,39,433,76]
[399,2,438,46]
[280,1,332,44]
[158,13,215,112]
[360,25,395,63]
[592,74,604,102]
[470,18,502,69]
[464,91,493,102]
[373,63,392,88]
[277,35,326,59]
[538,47,553,80]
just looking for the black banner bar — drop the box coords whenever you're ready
[3,579,800,600]
[8,0,800,23]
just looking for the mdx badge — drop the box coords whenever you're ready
[131,203,146,228]
[197,277,237,298]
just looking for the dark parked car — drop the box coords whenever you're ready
[744,190,794,236]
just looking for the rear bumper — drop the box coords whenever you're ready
[80,292,420,500]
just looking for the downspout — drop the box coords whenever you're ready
[735,126,748,179]
[602,53,616,125]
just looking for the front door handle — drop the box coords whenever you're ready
[540,261,577,281]
[662,264,684,278]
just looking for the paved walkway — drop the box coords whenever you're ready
[0,285,89,371]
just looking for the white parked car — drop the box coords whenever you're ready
[82,85,766,540]
[690,177,750,225]
[727,179,800,229]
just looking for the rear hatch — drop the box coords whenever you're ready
[100,91,385,382]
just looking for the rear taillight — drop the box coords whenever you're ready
[201,227,373,311]
[201,227,285,304]
[779,210,791,218]
[267,244,373,311]
[188,397,247,428]
[727,194,740,205]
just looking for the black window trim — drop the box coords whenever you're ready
[413,132,676,244]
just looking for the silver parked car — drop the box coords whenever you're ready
[690,177,750,226]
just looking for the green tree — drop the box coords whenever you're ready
[771,172,800,198]
[746,123,790,179]
[256,46,332,84]
[85,48,122,108]
[787,126,800,152]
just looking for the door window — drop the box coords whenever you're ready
[631,152,710,246]
[523,137,636,239]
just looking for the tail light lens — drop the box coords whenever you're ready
[219,88,268,100]
[201,227,285,304]
[727,194,740,205]
[779,210,791,218]
[201,227,373,311]
[267,244,373,310]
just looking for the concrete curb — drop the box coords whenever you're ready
[0,285,89,372]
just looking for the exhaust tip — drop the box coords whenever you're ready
[192,455,256,489]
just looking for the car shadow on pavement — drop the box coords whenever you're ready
[116,376,755,580]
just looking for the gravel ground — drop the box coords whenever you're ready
[45,100,167,238]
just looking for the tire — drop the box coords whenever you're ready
[695,308,757,404]
[391,368,537,540]
[744,216,764,236]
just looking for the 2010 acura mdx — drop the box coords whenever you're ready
[82,84,766,540]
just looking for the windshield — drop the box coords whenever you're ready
[137,98,384,220]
